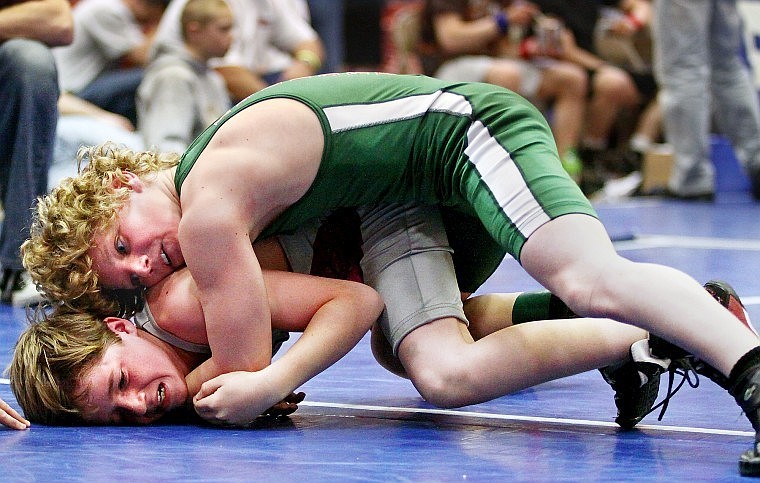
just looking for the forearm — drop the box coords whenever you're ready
[266,284,382,396]
[434,15,502,54]
[283,39,324,79]
[215,65,267,102]
[182,216,273,374]
[185,357,223,396]
[0,0,72,46]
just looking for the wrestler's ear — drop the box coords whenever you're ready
[104,317,137,336]
[111,171,144,192]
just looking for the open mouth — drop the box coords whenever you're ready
[160,246,172,267]
[157,382,166,409]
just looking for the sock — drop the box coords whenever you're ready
[511,290,577,324]
[629,133,652,154]
[581,138,607,152]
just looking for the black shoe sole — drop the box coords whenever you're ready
[739,449,760,477]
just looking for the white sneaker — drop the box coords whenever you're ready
[5,271,45,307]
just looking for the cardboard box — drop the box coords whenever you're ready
[640,148,674,194]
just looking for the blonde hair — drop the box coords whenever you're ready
[180,0,231,39]
[7,306,119,425]
[21,142,179,312]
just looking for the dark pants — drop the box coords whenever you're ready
[0,39,58,271]
[78,67,143,127]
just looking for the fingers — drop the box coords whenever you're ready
[0,399,30,430]
[262,392,306,418]
[193,378,224,404]
[283,391,306,404]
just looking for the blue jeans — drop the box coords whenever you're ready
[653,0,760,195]
[77,67,143,127]
[0,39,59,270]
[308,0,346,73]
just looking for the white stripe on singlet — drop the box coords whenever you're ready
[464,120,549,240]
[323,91,473,133]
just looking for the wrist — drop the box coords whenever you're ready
[493,12,509,36]
[295,49,322,72]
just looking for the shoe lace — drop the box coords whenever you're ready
[646,357,701,422]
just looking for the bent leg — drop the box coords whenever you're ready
[397,315,644,408]
[359,203,644,407]
[520,213,760,376]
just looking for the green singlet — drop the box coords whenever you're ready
[176,73,596,287]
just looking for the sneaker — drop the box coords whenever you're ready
[704,280,756,335]
[725,347,760,476]
[650,279,756,390]
[0,268,45,307]
[599,338,670,429]
[613,280,757,427]
[560,148,583,184]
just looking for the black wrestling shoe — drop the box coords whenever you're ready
[729,356,760,477]
[645,280,760,476]
[650,280,756,391]
[0,268,45,307]
[599,338,670,429]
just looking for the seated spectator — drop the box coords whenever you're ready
[54,0,170,126]
[594,0,661,163]
[0,0,73,306]
[153,0,325,102]
[419,0,588,184]
[137,0,232,153]
[51,93,144,190]
[532,0,650,177]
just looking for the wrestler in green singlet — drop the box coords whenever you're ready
[176,72,597,289]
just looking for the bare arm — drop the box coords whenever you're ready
[193,271,384,425]
[432,3,537,55]
[558,28,606,71]
[178,98,325,394]
[0,0,73,46]
[281,38,325,80]
[181,206,273,388]
[214,65,268,103]
[58,92,135,131]
[145,265,383,424]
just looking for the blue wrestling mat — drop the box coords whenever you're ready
[2,192,760,481]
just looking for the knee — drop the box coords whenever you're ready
[485,63,523,92]
[406,359,475,408]
[554,261,630,319]
[3,39,58,88]
[593,67,637,105]
[547,64,588,97]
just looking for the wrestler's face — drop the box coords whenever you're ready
[77,318,189,425]
[89,173,184,290]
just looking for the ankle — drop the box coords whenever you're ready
[729,346,760,391]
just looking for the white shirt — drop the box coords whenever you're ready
[54,0,145,92]
[153,0,317,75]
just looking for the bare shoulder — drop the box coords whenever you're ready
[145,269,207,345]
[180,98,325,232]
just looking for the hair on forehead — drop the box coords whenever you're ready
[8,305,121,425]
[22,142,179,314]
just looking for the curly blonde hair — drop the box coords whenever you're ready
[21,142,179,311]
[6,306,119,425]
